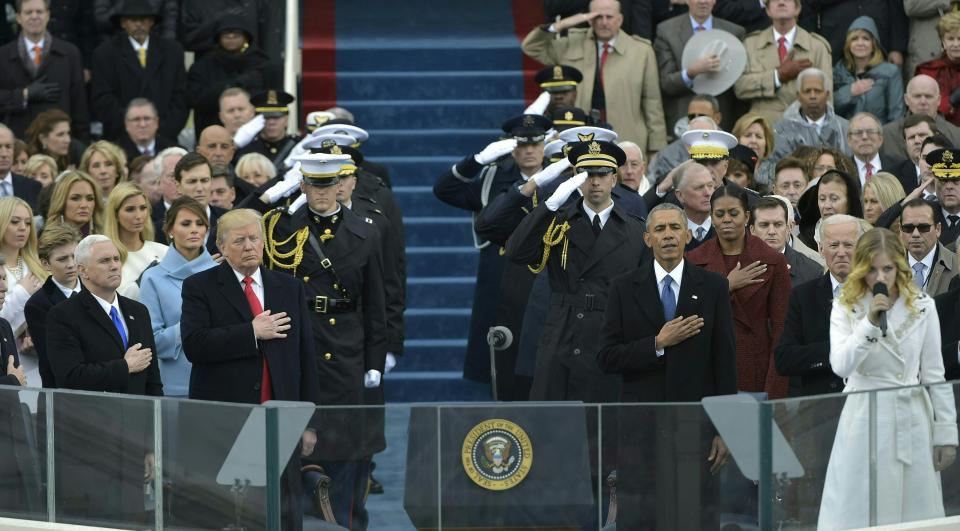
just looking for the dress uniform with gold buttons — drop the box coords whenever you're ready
[263,153,386,527]
[236,89,300,171]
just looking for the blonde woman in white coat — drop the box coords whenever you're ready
[819,227,958,529]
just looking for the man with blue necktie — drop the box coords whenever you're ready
[45,234,161,525]
[598,202,737,530]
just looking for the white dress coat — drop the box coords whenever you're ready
[819,293,958,529]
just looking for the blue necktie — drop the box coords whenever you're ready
[661,276,676,321]
[109,306,128,350]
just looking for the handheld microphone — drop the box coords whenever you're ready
[872,282,888,337]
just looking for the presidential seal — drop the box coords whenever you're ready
[461,419,533,491]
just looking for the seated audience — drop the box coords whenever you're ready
[80,141,127,199]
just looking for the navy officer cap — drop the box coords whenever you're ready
[501,114,552,145]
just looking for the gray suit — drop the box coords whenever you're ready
[922,244,960,298]
[654,14,746,134]
[882,114,960,162]
[785,245,823,287]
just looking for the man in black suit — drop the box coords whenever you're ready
[751,196,822,286]
[674,162,717,251]
[148,146,185,234]
[181,208,319,531]
[116,98,177,162]
[0,0,89,139]
[891,114,937,196]
[45,235,162,526]
[597,202,736,530]
[0,125,42,211]
[172,152,226,254]
[90,0,188,141]
[24,224,81,388]
[848,112,905,190]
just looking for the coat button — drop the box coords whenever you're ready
[329,318,336,325]
[573,348,581,355]
[304,276,310,282]
[254,382,261,390]
[323,352,332,360]
[577,312,584,319]
[897,373,903,379]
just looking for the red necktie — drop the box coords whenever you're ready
[599,43,610,87]
[865,162,874,181]
[243,276,272,403]
[778,36,787,63]
[32,45,41,66]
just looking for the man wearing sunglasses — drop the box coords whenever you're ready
[900,198,958,297]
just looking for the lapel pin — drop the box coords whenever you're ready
[129,315,135,320]
[692,295,698,300]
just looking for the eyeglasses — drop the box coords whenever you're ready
[849,129,881,138]
[900,223,934,234]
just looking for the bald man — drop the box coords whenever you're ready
[883,75,960,161]
[196,126,237,169]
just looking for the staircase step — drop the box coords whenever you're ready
[393,185,472,217]
[394,338,466,373]
[384,370,491,402]
[363,128,501,157]
[373,156,459,187]
[406,277,476,307]
[403,308,471,340]
[403,216,474,246]
[338,99,525,130]
[319,71,525,101]
[328,38,523,73]
[405,246,479,277]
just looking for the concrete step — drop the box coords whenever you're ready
[393,185,472,217]
[324,71,524,101]
[330,38,523,73]
[403,308,471,340]
[402,217,474,247]
[405,246,479,277]
[374,156,459,188]
[363,128,500,157]
[383,370,491,402]
[394,338,466,373]
[406,275,476,308]
[339,99,525,130]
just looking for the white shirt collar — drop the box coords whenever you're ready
[90,289,121,316]
[342,199,353,210]
[653,258,684,291]
[128,36,149,51]
[597,36,617,59]
[689,15,713,31]
[855,153,881,187]
[231,266,263,287]
[23,36,45,51]
[687,216,712,235]
[582,201,614,228]
[829,273,844,297]
[138,139,156,153]
[909,245,937,272]
[52,277,80,298]
[310,204,342,218]
[0,172,11,185]
[805,113,826,129]
[773,25,798,50]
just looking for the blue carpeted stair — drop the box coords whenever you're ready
[329,0,529,401]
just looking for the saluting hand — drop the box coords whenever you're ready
[655,315,704,350]
[253,310,291,340]
[554,11,601,32]
[6,355,26,386]
[124,343,152,374]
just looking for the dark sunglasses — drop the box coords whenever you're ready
[900,223,934,234]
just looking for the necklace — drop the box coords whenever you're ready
[8,255,23,281]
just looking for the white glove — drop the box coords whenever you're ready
[545,172,587,211]
[262,162,302,203]
[474,138,518,165]
[364,369,382,388]
[524,91,551,115]
[532,157,572,188]
[384,353,397,373]
[233,114,265,148]
[287,192,307,214]
[282,138,310,169]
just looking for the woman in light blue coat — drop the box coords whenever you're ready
[140,197,217,396]
[833,16,905,124]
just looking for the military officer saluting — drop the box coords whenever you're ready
[263,153,387,527]
[533,64,583,117]
[235,89,300,171]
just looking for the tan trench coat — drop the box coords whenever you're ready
[522,26,668,152]
[733,25,833,125]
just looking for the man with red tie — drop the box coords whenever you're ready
[180,208,319,530]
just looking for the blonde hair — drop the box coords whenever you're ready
[938,11,960,40]
[79,141,128,193]
[862,172,905,219]
[235,152,277,183]
[843,28,884,72]
[731,113,774,158]
[216,208,264,247]
[839,228,920,312]
[103,182,155,263]
[23,154,58,182]
[47,171,104,234]
[0,197,48,282]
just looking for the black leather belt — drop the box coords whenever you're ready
[553,293,606,311]
[314,296,355,314]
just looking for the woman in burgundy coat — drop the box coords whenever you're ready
[687,184,793,399]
